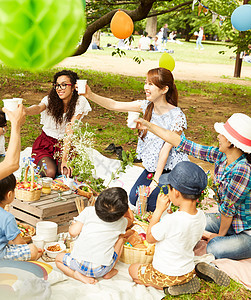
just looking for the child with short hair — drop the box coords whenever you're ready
[129,161,210,295]
[56,187,134,284]
[0,174,43,261]
[0,111,7,162]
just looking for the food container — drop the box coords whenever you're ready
[15,165,42,201]
[42,177,52,194]
[36,221,58,243]
[17,222,36,243]
[45,242,66,259]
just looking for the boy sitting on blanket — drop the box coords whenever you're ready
[129,161,230,296]
[0,174,43,261]
[56,187,134,284]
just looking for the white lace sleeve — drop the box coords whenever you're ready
[170,108,187,132]
[139,100,150,113]
[74,95,92,117]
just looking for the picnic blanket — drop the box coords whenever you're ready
[14,147,251,295]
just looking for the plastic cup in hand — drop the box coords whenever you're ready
[2,98,21,120]
[77,80,87,94]
[127,112,140,129]
[63,177,74,194]
[12,98,23,105]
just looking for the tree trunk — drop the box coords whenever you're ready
[233,0,249,78]
[145,15,157,38]
[234,52,242,78]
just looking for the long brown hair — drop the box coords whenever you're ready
[139,67,178,140]
[47,70,79,126]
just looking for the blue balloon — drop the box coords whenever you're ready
[231,5,251,31]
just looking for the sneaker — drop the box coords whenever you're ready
[200,48,204,50]
[167,277,200,296]
[104,143,116,152]
[195,262,230,287]
[115,146,123,160]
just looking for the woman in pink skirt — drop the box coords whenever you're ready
[25,70,91,178]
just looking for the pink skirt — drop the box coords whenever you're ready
[32,131,60,165]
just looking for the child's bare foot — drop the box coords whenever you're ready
[103,268,118,279]
[74,270,98,284]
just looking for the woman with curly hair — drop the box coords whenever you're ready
[25,70,91,178]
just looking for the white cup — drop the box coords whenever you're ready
[32,235,45,249]
[12,98,23,105]
[63,177,74,194]
[77,80,87,94]
[2,98,22,120]
[127,112,140,128]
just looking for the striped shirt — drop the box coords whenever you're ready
[176,136,251,233]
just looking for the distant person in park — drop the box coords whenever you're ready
[0,111,7,163]
[153,36,161,51]
[139,31,151,51]
[0,173,43,261]
[81,67,189,212]
[195,27,204,50]
[169,31,177,42]
[162,24,169,45]
[0,105,26,180]
[25,70,91,178]
[243,44,251,63]
[135,113,251,260]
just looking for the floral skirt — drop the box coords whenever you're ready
[32,131,60,165]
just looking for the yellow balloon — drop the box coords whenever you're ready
[159,53,175,72]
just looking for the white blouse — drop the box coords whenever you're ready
[136,100,189,172]
[40,95,92,139]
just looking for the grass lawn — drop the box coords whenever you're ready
[84,32,251,67]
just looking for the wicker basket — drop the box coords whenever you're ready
[119,220,155,264]
[15,165,42,202]
[120,243,155,264]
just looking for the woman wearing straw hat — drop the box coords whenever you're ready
[135,113,251,260]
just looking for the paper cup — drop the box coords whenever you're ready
[63,177,74,194]
[12,98,23,105]
[127,112,140,128]
[32,235,45,249]
[77,79,87,94]
[2,99,20,120]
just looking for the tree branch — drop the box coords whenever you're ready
[147,1,192,17]
[73,0,156,55]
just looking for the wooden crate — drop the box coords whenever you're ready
[9,191,85,233]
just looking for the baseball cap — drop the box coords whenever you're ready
[164,161,207,195]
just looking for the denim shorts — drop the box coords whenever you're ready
[3,244,31,261]
[63,252,118,278]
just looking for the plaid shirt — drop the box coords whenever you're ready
[177,136,251,233]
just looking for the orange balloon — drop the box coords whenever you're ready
[110,10,134,39]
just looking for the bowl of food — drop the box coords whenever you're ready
[44,242,66,259]
[17,222,36,243]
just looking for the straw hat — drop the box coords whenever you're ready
[214,113,251,153]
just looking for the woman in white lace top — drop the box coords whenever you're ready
[83,67,188,211]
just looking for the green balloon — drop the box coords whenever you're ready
[159,53,175,72]
[0,0,85,71]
